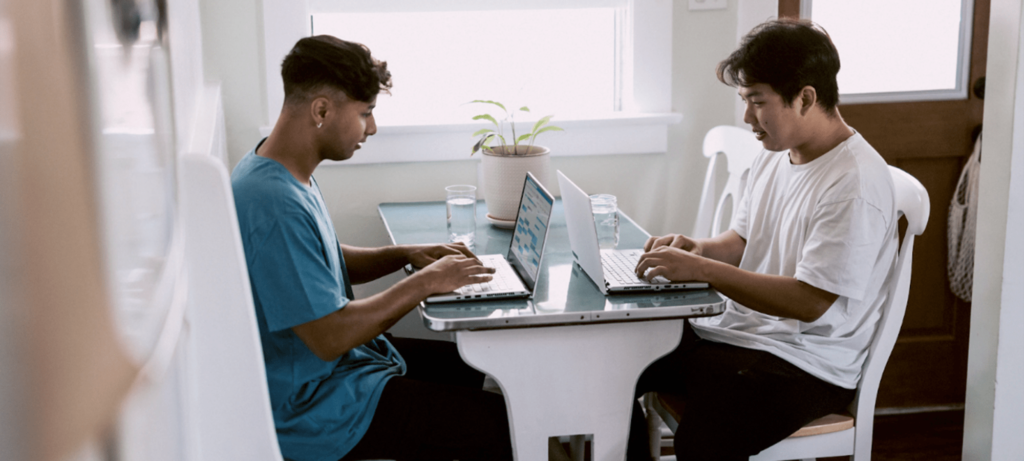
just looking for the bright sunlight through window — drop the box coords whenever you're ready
[313,8,617,125]
[811,0,967,97]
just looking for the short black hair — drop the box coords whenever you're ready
[718,18,841,112]
[281,35,392,105]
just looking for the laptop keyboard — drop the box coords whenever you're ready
[455,257,522,294]
[601,250,648,285]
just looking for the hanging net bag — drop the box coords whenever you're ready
[947,134,981,302]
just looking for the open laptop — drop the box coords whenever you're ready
[556,170,709,295]
[425,171,555,303]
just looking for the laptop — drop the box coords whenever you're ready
[556,170,709,295]
[425,171,555,303]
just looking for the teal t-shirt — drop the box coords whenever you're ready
[231,144,406,461]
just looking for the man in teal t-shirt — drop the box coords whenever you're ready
[232,36,513,461]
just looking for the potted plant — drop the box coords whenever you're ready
[469,100,563,224]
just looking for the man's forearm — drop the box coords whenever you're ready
[291,273,435,361]
[341,244,412,284]
[700,259,838,322]
[696,230,746,266]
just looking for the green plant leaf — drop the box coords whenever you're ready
[469,99,507,114]
[531,115,553,135]
[472,132,496,155]
[519,106,530,112]
[516,133,533,144]
[482,135,502,154]
[472,114,500,128]
[530,125,564,143]
[471,128,494,137]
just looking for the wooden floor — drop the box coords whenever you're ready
[657,410,966,460]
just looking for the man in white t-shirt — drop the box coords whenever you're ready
[626,19,898,461]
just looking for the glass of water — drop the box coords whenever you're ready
[590,194,619,249]
[446,185,477,248]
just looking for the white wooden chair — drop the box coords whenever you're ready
[181,153,285,461]
[690,125,763,239]
[646,165,931,461]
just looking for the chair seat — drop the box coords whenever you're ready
[654,393,854,438]
[789,413,854,438]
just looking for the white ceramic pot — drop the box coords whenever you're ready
[481,145,552,222]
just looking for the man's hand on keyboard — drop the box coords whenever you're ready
[643,233,704,256]
[406,242,480,269]
[635,246,705,283]
[417,254,497,294]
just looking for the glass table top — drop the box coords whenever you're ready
[378,200,724,331]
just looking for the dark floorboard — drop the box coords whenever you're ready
[658,410,966,460]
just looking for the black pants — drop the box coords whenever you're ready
[340,336,513,461]
[627,323,856,461]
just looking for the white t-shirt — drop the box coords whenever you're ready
[690,132,898,389]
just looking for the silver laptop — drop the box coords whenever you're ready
[556,170,709,295]
[425,171,555,303]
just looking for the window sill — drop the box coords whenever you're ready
[259,112,682,165]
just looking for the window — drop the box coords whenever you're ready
[805,0,974,103]
[313,8,617,125]
[259,0,678,164]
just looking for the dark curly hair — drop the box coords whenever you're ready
[718,18,841,113]
[281,35,392,105]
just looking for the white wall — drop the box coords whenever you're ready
[963,0,1024,459]
[200,2,740,324]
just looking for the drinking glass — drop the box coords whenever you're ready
[590,194,619,249]
[446,185,477,248]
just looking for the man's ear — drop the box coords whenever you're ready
[798,86,818,116]
[310,97,330,127]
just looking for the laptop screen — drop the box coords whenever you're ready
[507,173,554,288]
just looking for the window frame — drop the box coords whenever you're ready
[802,0,975,105]
[258,0,679,165]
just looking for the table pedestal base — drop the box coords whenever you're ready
[457,319,684,461]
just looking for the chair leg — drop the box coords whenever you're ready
[644,394,664,461]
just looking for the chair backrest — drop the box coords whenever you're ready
[692,125,763,239]
[181,153,283,461]
[849,165,930,455]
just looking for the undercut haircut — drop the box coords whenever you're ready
[281,35,392,105]
[718,18,841,113]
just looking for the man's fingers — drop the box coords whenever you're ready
[635,254,656,276]
[644,236,658,252]
[447,242,481,261]
[443,255,493,275]
[671,235,687,249]
[452,242,475,257]
[438,245,461,256]
[655,235,676,250]
[645,266,668,281]
[466,264,496,275]
[437,254,471,267]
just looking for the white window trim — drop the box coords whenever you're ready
[802,0,975,105]
[258,0,678,165]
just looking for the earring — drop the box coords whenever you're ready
[317,122,322,128]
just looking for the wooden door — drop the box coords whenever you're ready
[780,0,989,409]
